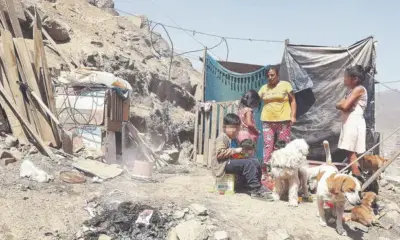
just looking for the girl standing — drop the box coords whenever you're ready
[237,90,262,144]
[258,65,297,165]
[336,65,369,178]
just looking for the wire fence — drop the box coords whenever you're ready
[379,130,400,177]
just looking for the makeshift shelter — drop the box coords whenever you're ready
[196,36,377,162]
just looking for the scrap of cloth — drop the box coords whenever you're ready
[57,67,133,99]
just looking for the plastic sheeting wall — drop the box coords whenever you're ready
[280,37,377,161]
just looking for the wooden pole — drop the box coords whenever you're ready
[192,47,207,163]
[361,150,400,191]
[201,47,207,101]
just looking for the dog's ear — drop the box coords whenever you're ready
[327,174,340,194]
[361,192,367,199]
[328,175,356,194]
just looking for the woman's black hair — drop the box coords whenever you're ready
[267,64,281,76]
[223,113,241,126]
[240,89,261,108]
[345,65,372,84]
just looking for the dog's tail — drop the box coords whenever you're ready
[323,140,332,164]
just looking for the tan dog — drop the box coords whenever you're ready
[316,164,361,236]
[360,155,389,194]
[350,192,391,229]
[360,155,388,173]
[351,192,377,226]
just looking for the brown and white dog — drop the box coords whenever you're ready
[314,140,362,236]
[316,166,362,236]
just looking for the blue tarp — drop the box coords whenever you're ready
[204,54,269,158]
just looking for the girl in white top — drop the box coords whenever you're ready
[336,65,369,178]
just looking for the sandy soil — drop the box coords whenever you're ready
[1,156,399,240]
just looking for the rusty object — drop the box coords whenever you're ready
[59,171,86,184]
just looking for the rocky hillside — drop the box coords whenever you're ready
[20,0,202,149]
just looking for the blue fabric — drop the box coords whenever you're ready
[204,54,269,159]
[230,139,239,148]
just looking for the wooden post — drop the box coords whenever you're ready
[193,47,207,163]
[201,47,207,101]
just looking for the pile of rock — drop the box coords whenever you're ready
[14,0,201,157]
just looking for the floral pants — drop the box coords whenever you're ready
[262,121,292,163]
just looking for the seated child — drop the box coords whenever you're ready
[211,113,273,200]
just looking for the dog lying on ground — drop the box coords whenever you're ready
[270,139,310,207]
[348,191,391,229]
[350,192,377,226]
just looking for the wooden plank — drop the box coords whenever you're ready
[14,38,57,146]
[208,103,218,167]
[24,8,77,70]
[198,112,204,155]
[33,7,60,147]
[0,10,9,30]
[203,112,211,166]
[122,99,129,121]
[0,28,28,144]
[4,0,23,37]
[0,81,56,159]
[218,103,224,134]
[0,64,28,143]
[105,131,117,164]
[192,105,199,162]
[0,0,26,21]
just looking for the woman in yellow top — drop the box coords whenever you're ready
[258,65,297,165]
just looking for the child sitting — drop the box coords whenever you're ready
[211,113,273,200]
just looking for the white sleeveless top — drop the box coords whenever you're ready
[342,86,368,121]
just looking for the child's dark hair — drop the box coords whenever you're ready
[223,113,240,126]
[345,65,372,85]
[240,139,255,149]
[240,89,261,109]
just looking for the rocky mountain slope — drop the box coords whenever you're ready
[21,0,201,149]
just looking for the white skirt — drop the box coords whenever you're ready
[338,115,366,154]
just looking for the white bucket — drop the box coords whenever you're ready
[131,160,153,179]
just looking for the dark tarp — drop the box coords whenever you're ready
[280,37,378,162]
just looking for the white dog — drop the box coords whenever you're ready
[270,139,310,207]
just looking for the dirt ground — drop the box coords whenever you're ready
[1,155,399,240]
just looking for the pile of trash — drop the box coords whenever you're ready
[82,202,174,240]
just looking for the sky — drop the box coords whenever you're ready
[114,0,400,92]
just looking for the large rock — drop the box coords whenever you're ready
[189,203,208,216]
[95,0,114,8]
[88,0,119,16]
[42,18,71,42]
[149,74,196,111]
[214,231,229,240]
[5,135,18,148]
[175,220,208,240]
